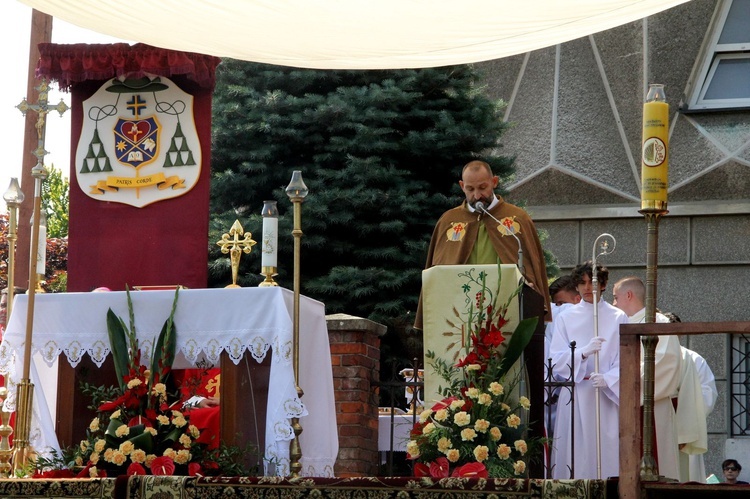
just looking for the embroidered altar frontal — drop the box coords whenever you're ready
[0,476,608,499]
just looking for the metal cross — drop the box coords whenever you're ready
[216,220,257,287]
[16,78,70,168]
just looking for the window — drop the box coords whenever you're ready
[730,334,750,436]
[684,0,750,111]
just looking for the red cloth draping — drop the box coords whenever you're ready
[36,43,222,91]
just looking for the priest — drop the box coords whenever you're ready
[414,160,550,329]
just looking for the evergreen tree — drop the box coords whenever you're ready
[209,60,513,358]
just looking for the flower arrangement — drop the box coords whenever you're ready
[409,267,543,478]
[67,288,210,477]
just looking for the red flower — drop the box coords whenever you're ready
[410,422,424,437]
[127,462,147,476]
[150,456,176,476]
[33,468,75,479]
[455,352,480,368]
[128,415,154,427]
[429,457,450,478]
[431,396,458,411]
[452,462,488,478]
[414,462,430,477]
[188,462,203,476]
[76,462,106,478]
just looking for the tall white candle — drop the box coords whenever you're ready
[262,216,278,268]
[261,200,279,268]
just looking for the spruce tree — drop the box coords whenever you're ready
[209,60,513,360]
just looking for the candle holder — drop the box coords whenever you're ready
[3,178,24,327]
[285,171,308,478]
[639,83,670,482]
[259,200,279,287]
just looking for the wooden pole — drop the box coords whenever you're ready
[17,10,52,291]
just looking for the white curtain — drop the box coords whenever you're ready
[20,0,690,69]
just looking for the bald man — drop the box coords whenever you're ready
[612,276,683,480]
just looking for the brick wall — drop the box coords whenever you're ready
[326,313,386,477]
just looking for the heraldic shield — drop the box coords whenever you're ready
[76,74,202,208]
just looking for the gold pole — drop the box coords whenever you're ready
[285,171,308,478]
[638,209,666,481]
[13,163,47,475]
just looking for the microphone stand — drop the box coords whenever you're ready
[590,233,616,479]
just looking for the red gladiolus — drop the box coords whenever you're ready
[410,422,425,437]
[414,462,430,477]
[188,462,203,476]
[150,456,176,476]
[127,462,147,476]
[429,457,450,478]
[452,462,488,478]
[455,352,480,368]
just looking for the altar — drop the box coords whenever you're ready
[0,287,337,477]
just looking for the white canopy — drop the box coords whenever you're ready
[20,0,690,69]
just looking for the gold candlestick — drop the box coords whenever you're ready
[285,171,308,477]
[259,201,279,287]
[216,220,256,288]
[3,178,25,327]
[639,83,670,482]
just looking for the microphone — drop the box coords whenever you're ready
[474,200,525,276]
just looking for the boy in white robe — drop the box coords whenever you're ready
[550,261,629,479]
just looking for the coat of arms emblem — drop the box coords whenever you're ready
[76,75,201,207]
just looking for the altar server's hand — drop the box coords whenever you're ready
[589,373,607,388]
[580,337,605,359]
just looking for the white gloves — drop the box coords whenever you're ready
[580,336,605,359]
[589,373,607,388]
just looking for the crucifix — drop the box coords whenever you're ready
[216,220,257,288]
[16,78,70,169]
[9,78,69,475]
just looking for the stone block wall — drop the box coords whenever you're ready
[326,313,386,477]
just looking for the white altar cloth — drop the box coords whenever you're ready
[0,287,337,477]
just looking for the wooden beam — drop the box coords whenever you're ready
[17,9,52,290]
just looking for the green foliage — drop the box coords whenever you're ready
[0,213,67,293]
[41,165,70,238]
[209,61,514,354]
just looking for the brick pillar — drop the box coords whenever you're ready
[326,313,386,477]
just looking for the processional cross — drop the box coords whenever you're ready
[16,78,70,169]
[4,78,69,476]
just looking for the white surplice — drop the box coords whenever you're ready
[632,308,682,481]
[679,347,714,482]
[550,299,629,479]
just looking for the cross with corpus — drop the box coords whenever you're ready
[16,78,70,170]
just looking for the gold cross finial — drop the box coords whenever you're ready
[216,220,257,288]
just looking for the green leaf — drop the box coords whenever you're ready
[106,309,129,390]
[150,289,179,386]
[497,316,538,379]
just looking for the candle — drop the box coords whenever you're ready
[641,83,669,211]
[261,201,279,268]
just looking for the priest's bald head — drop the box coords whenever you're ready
[612,276,646,317]
[459,160,499,209]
